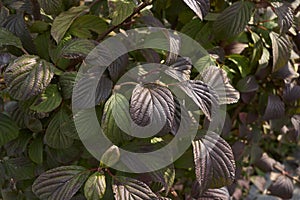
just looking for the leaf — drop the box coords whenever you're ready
[108,0,136,26]
[101,145,120,167]
[0,113,19,146]
[227,54,250,78]
[198,187,230,200]
[283,82,300,102]
[213,1,254,39]
[4,55,54,100]
[164,57,192,81]
[69,15,108,38]
[51,6,89,43]
[30,84,62,113]
[28,136,44,164]
[263,95,285,120]
[268,175,294,199]
[254,153,276,172]
[273,62,299,80]
[32,166,90,200]
[108,54,129,82]
[270,32,291,72]
[272,2,294,34]
[0,27,22,48]
[3,157,35,181]
[44,107,74,149]
[59,72,77,99]
[236,75,259,93]
[38,0,64,15]
[192,131,235,193]
[148,166,175,194]
[60,39,96,59]
[84,172,106,200]
[112,176,158,200]
[102,93,132,145]
[24,115,42,132]
[129,83,175,135]
[178,80,218,120]
[199,65,240,104]
[73,68,113,109]
[183,0,210,20]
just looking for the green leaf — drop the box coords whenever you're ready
[24,116,43,133]
[28,136,44,164]
[38,0,64,15]
[112,176,158,200]
[0,113,19,146]
[69,15,108,38]
[59,72,77,99]
[102,93,132,145]
[101,145,120,167]
[30,84,62,113]
[34,31,51,61]
[227,54,250,78]
[51,6,89,43]
[30,21,50,33]
[3,157,35,181]
[4,55,54,100]
[108,0,136,26]
[32,166,90,200]
[270,32,291,72]
[44,107,74,149]
[183,0,210,20]
[149,166,175,194]
[213,1,254,39]
[84,172,106,200]
[60,39,96,59]
[0,27,22,48]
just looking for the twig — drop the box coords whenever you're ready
[30,0,41,20]
[21,47,29,55]
[88,0,101,9]
[273,163,300,184]
[97,1,151,41]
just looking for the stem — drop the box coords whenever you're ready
[30,0,41,20]
[88,0,101,9]
[97,1,151,41]
[273,163,300,184]
[21,47,29,55]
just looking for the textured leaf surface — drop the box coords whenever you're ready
[200,66,239,104]
[272,2,293,34]
[0,113,19,146]
[192,131,235,193]
[112,176,158,200]
[214,1,254,39]
[178,80,218,120]
[32,166,90,200]
[28,136,43,164]
[3,157,35,181]
[59,72,77,99]
[236,75,259,93]
[108,54,129,82]
[51,6,89,43]
[38,0,63,15]
[183,0,210,20]
[84,172,106,200]
[4,55,54,100]
[30,84,62,113]
[270,32,291,72]
[165,57,192,81]
[44,107,74,149]
[198,187,230,199]
[108,0,136,26]
[0,27,22,48]
[283,82,300,102]
[263,95,285,120]
[268,175,294,199]
[129,83,175,135]
[60,39,96,59]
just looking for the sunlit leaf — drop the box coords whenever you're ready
[108,0,136,26]
[0,27,22,48]
[32,166,90,200]
[84,172,106,200]
[4,55,54,100]
[272,2,293,34]
[183,0,210,20]
[164,57,192,81]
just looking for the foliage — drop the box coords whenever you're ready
[0,0,299,199]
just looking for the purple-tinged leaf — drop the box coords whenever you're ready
[272,2,294,34]
[183,0,210,20]
[192,131,235,194]
[273,62,299,81]
[236,75,259,93]
[198,187,230,200]
[108,53,129,82]
[165,57,192,81]
[254,153,276,172]
[224,42,248,55]
[283,81,300,102]
[268,175,294,199]
[263,95,285,120]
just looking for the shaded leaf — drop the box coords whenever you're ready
[38,0,63,15]
[198,187,230,200]
[3,157,35,181]
[108,54,129,82]
[28,136,44,164]
[268,175,294,199]
[192,131,235,193]
[0,113,19,146]
[69,15,108,38]
[272,2,294,34]
[200,65,240,104]
[30,84,62,113]
[4,55,54,100]
[273,62,299,80]
[51,6,89,43]
[236,75,259,93]
[61,39,96,59]
[149,166,175,194]
[283,82,300,102]
[112,176,158,200]
[44,107,74,149]
[108,0,136,26]
[59,72,77,99]
[183,0,210,20]
[214,1,254,39]
[32,166,90,200]
[270,32,291,72]
[129,83,175,135]
[84,172,106,200]
[0,27,22,48]
[254,153,276,172]
[263,95,285,120]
